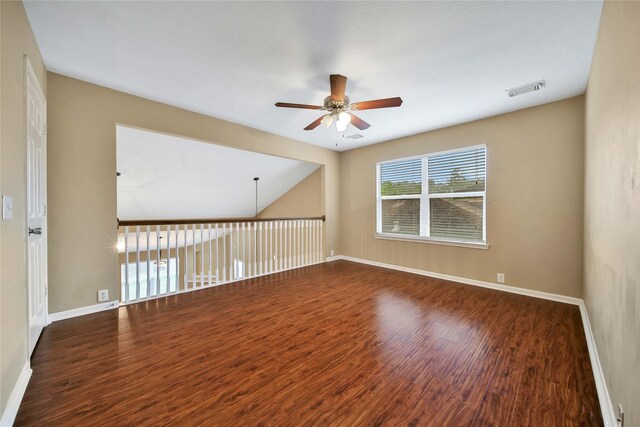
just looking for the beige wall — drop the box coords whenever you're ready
[339,96,585,297]
[0,0,47,417]
[258,167,323,218]
[584,1,640,425]
[47,73,340,314]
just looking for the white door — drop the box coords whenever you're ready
[26,59,47,356]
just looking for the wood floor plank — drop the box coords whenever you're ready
[16,261,602,426]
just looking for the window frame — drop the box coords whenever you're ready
[376,144,488,249]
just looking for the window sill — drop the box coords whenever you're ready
[374,233,489,250]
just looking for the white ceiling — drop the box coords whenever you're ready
[25,1,602,151]
[116,126,319,219]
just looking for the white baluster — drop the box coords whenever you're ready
[184,224,189,290]
[310,219,318,264]
[320,220,324,261]
[296,221,299,267]
[301,220,305,266]
[253,222,258,276]
[191,224,196,288]
[278,221,284,271]
[290,221,294,268]
[175,225,181,293]
[247,223,252,278]
[309,220,312,265]
[298,220,302,267]
[166,225,171,293]
[124,226,130,303]
[275,221,279,272]
[174,226,180,293]
[304,220,307,266]
[136,226,141,301]
[308,221,312,265]
[288,221,292,268]
[264,221,268,272]
[269,221,273,273]
[242,222,246,278]
[214,224,219,284]
[316,220,320,263]
[236,223,240,279]
[208,224,213,286]
[156,225,161,296]
[303,220,307,266]
[134,225,142,301]
[199,224,204,288]
[144,226,151,297]
[222,223,227,283]
[305,220,309,265]
[259,222,263,275]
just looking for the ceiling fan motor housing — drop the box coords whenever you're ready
[324,96,350,115]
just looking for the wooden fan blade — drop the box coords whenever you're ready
[351,97,403,110]
[349,113,371,130]
[304,116,324,131]
[275,102,323,110]
[330,74,347,101]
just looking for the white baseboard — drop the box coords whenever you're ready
[578,302,617,427]
[327,255,582,305]
[48,300,119,323]
[326,255,615,425]
[0,361,32,427]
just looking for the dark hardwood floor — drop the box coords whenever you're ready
[16,260,602,426]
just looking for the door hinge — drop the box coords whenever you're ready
[41,124,47,136]
[44,286,48,297]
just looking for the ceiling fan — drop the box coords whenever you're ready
[275,74,403,132]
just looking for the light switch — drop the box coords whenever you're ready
[2,195,13,220]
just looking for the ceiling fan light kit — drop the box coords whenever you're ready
[321,114,334,128]
[275,74,403,133]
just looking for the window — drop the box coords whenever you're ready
[376,145,486,246]
[233,259,245,279]
[121,257,178,300]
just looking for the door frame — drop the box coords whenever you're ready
[25,56,49,356]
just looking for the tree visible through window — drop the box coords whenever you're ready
[377,146,486,244]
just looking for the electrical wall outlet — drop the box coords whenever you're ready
[497,273,505,284]
[97,289,109,302]
[330,250,335,256]
[617,404,624,427]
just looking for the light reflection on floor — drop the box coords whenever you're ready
[375,290,484,374]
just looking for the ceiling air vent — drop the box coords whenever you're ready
[507,80,545,97]
[343,133,364,140]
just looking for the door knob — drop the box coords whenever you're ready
[28,227,42,235]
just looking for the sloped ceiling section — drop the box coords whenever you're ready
[116,126,320,220]
[24,1,602,151]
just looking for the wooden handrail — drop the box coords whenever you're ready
[118,215,325,227]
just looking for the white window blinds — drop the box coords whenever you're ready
[379,159,422,236]
[377,145,486,244]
